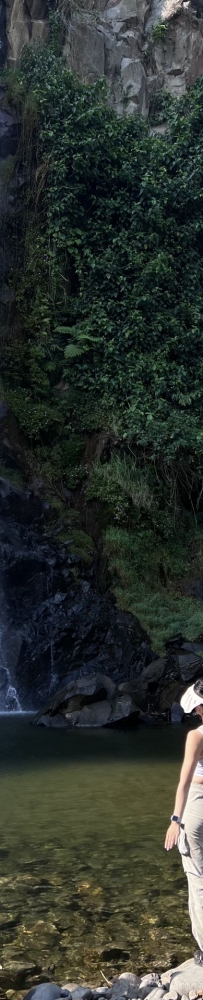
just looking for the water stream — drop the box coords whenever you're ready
[0,717,194,990]
[0,574,22,712]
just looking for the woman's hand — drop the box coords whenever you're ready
[164,821,180,851]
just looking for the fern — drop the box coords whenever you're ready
[64,344,84,358]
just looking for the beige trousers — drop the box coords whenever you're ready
[179,783,203,951]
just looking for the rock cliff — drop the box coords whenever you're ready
[2,0,203,116]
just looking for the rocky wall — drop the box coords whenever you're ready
[3,0,203,115]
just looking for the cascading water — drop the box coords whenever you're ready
[0,573,22,712]
[0,665,22,712]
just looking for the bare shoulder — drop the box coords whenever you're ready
[185,727,203,754]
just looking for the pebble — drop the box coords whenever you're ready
[189,993,197,1000]
[118,978,140,990]
[138,979,161,1000]
[92,990,112,998]
[72,991,93,1000]
[144,991,165,1000]
[139,980,160,988]
[163,994,180,1000]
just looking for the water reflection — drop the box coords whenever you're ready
[0,718,193,986]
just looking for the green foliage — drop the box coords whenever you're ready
[152,20,168,42]
[86,455,153,523]
[105,525,203,652]
[149,90,175,126]
[69,528,95,562]
[5,43,203,646]
[5,42,203,462]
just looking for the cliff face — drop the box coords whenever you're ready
[3,0,203,116]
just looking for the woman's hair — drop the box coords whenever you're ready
[194,678,203,699]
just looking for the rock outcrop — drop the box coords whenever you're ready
[3,0,203,116]
[0,401,153,711]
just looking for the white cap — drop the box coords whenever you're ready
[180,683,203,714]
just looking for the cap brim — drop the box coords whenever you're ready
[180,685,203,714]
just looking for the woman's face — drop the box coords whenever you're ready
[194,704,203,718]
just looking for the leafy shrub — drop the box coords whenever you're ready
[152,21,168,42]
[104,525,203,651]
[86,455,153,523]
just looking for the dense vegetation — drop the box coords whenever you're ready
[2,38,203,650]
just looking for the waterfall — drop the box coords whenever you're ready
[0,658,22,713]
[0,578,22,713]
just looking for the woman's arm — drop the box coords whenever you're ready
[165,728,203,851]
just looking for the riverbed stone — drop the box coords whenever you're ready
[138,976,161,1000]
[0,963,41,989]
[118,976,140,990]
[112,976,140,1000]
[165,957,203,994]
[72,989,93,1000]
[92,990,112,998]
[163,991,179,1000]
[144,990,165,1000]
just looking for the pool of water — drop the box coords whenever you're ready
[0,717,194,989]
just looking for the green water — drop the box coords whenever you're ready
[0,718,194,989]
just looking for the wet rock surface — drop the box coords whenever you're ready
[34,672,140,727]
[3,0,203,118]
[0,403,151,711]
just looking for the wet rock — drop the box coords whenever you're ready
[92,990,112,998]
[142,659,166,682]
[62,987,78,994]
[0,963,41,990]
[118,679,148,710]
[182,641,203,654]
[35,669,142,727]
[69,699,111,727]
[112,695,134,721]
[72,990,92,1000]
[24,987,71,1000]
[0,469,151,711]
[178,652,202,681]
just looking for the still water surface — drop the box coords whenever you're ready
[0,718,194,986]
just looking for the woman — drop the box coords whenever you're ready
[165,678,203,965]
